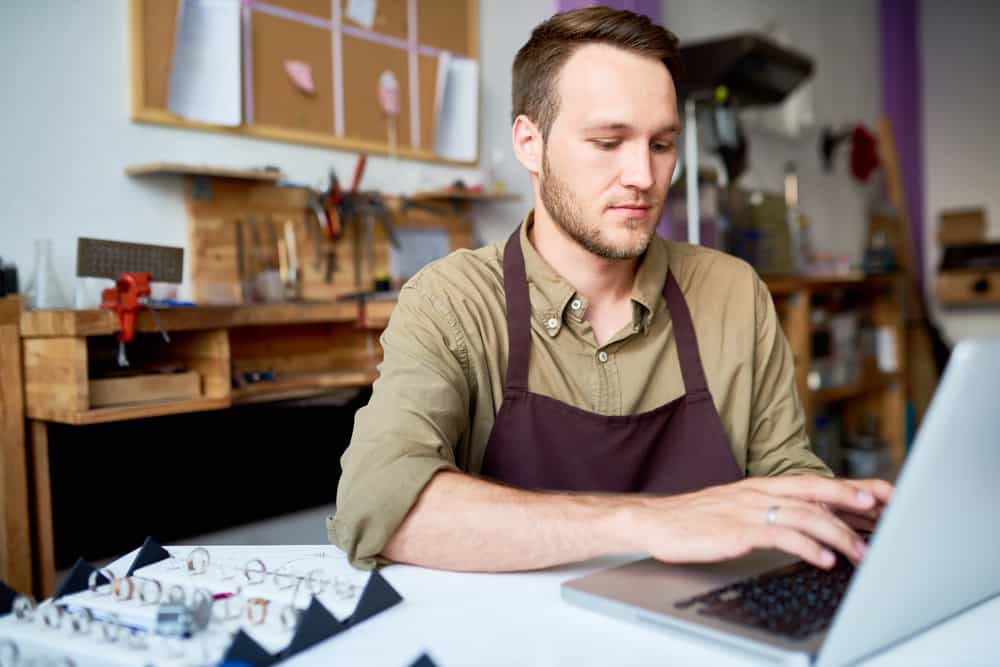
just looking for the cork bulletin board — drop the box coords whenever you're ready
[129,0,479,164]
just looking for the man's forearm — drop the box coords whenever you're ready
[380,471,638,571]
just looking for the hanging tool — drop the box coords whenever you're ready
[77,238,182,367]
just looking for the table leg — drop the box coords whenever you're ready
[28,419,55,599]
[0,310,32,594]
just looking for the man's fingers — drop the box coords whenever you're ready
[840,478,895,504]
[766,527,837,570]
[751,502,866,564]
[742,475,886,514]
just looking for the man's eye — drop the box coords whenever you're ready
[652,142,675,153]
[591,140,620,150]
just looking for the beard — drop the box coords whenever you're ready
[539,150,656,260]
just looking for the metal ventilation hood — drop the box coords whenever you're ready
[677,33,814,107]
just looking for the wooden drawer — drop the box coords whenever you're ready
[935,270,1000,305]
[89,370,201,408]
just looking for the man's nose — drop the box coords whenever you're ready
[620,146,654,190]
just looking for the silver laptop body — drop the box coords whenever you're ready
[562,337,1000,666]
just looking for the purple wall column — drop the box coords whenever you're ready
[880,0,925,287]
[557,0,661,22]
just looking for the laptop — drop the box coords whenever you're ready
[562,337,1000,666]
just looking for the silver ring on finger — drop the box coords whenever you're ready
[766,505,780,525]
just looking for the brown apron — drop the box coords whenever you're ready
[480,226,744,494]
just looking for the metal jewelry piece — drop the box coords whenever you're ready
[273,565,297,590]
[766,505,780,525]
[212,594,245,622]
[139,578,162,605]
[41,602,64,629]
[305,569,326,595]
[279,604,300,632]
[246,597,269,625]
[167,584,187,605]
[101,614,123,643]
[112,576,135,601]
[70,607,94,635]
[12,595,36,622]
[88,568,114,594]
[243,558,266,585]
[186,547,210,575]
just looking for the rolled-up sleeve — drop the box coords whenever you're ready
[330,275,471,569]
[746,274,832,478]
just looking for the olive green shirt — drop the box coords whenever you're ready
[331,215,831,569]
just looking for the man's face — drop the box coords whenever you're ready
[538,44,679,260]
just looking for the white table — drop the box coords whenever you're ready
[276,553,1000,667]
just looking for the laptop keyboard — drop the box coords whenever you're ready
[674,556,855,641]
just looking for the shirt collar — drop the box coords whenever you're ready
[518,211,669,336]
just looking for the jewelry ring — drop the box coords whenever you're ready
[279,604,300,632]
[305,569,326,595]
[243,558,266,585]
[167,584,187,605]
[139,578,162,605]
[246,598,269,625]
[186,547,210,575]
[273,565,296,590]
[766,505,780,525]
[112,576,135,601]
[88,569,113,594]
[70,607,94,634]
[101,614,122,643]
[12,595,36,622]
[41,603,63,629]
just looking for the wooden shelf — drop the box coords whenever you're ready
[813,373,900,406]
[125,162,286,181]
[765,272,898,296]
[409,190,520,202]
[232,370,377,404]
[20,302,365,338]
[66,396,231,425]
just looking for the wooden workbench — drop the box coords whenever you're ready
[17,298,394,597]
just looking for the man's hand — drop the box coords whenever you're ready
[625,475,894,570]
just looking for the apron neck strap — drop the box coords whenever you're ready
[502,226,532,393]
[663,270,710,395]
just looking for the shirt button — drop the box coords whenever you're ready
[570,299,582,311]
[597,351,609,363]
[546,317,559,329]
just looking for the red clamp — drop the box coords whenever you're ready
[101,272,152,344]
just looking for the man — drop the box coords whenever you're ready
[331,7,892,572]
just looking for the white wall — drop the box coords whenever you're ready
[661,0,883,263]
[921,0,1000,342]
[0,1,550,301]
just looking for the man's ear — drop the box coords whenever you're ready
[511,114,543,174]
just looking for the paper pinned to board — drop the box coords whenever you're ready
[167,0,242,126]
[346,0,377,29]
[285,60,316,95]
[433,54,479,162]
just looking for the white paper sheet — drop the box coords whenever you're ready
[167,0,242,126]
[433,55,479,162]
[346,0,377,29]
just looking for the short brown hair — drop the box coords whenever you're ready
[511,7,682,139]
